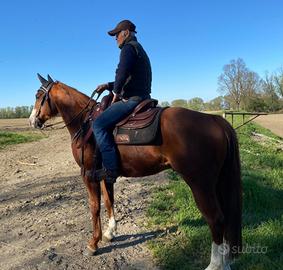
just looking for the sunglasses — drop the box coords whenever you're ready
[115,32,121,38]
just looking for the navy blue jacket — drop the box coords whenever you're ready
[108,37,152,99]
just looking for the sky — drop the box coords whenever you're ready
[0,0,283,107]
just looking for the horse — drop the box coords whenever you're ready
[29,74,242,270]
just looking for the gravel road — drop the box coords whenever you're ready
[254,113,283,138]
[0,124,167,270]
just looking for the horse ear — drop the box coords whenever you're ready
[47,74,54,83]
[37,73,48,85]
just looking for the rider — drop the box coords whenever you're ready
[93,19,152,183]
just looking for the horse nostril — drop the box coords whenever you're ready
[35,118,43,129]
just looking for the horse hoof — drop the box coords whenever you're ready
[102,235,113,243]
[83,246,98,256]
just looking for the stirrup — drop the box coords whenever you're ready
[95,168,118,184]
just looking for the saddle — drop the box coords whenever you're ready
[80,93,165,146]
[114,98,163,145]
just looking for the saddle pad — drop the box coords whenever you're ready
[113,108,164,145]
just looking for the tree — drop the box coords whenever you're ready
[204,96,224,111]
[241,71,261,110]
[171,99,187,108]
[261,73,280,112]
[246,96,267,112]
[187,97,204,111]
[160,101,170,107]
[0,106,33,118]
[218,58,260,110]
[274,68,283,98]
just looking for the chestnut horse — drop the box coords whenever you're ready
[29,75,241,270]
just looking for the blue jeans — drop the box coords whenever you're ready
[93,99,140,172]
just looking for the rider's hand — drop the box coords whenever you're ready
[111,93,120,104]
[95,83,109,94]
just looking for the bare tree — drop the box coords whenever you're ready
[274,67,283,98]
[261,72,280,111]
[218,58,260,110]
[242,71,261,110]
[261,72,276,94]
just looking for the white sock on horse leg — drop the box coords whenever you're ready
[104,216,117,240]
[223,239,231,270]
[207,242,222,270]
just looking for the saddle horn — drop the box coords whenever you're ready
[37,73,48,85]
[47,74,54,83]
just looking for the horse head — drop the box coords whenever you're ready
[29,73,59,128]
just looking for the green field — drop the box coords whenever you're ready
[147,119,283,269]
[0,131,43,149]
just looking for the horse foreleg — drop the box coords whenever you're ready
[83,177,102,255]
[101,180,117,242]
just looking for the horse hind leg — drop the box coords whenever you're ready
[184,176,230,270]
[101,180,117,242]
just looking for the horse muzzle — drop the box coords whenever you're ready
[34,118,44,129]
[29,116,44,129]
[29,109,44,129]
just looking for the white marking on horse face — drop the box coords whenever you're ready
[29,108,37,127]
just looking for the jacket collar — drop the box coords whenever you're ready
[119,36,137,49]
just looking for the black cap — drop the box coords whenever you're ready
[108,20,137,36]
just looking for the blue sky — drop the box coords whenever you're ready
[0,0,282,107]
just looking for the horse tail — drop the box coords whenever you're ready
[214,115,242,257]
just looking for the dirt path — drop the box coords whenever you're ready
[0,125,167,270]
[254,113,283,138]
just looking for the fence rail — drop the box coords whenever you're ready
[223,111,268,129]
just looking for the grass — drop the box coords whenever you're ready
[146,116,283,270]
[0,131,43,149]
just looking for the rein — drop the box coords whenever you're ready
[39,84,102,130]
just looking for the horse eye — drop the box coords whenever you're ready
[35,91,42,99]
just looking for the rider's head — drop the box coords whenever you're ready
[108,20,137,48]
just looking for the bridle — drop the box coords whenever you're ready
[36,82,54,119]
[35,82,102,130]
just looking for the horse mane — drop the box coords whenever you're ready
[56,81,96,107]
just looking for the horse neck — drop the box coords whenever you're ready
[51,83,90,137]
